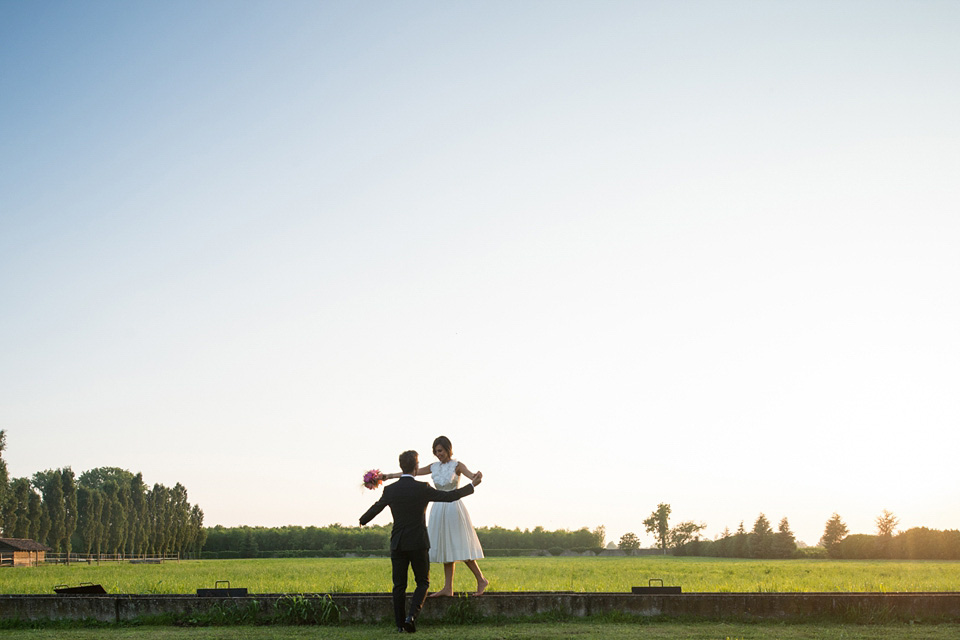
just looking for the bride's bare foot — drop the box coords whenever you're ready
[472,578,489,596]
[428,588,454,598]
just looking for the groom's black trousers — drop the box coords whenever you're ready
[391,548,430,626]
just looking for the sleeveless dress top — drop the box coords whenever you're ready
[427,459,485,563]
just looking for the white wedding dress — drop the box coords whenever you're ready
[427,459,485,563]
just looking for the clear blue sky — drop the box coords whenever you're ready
[2,1,958,548]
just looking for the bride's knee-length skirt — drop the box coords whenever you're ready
[427,500,485,563]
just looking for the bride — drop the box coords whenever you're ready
[382,435,488,596]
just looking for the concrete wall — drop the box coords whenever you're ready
[1,592,959,624]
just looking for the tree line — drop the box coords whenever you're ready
[617,503,739,556]
[0,431,206,556]
[620,503,959,560]
[203,524,606,557]
[477,525,604,551]
[818,511,960,560]
[672,514,798,559]
[204,524,392,557]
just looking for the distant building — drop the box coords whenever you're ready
[0,538,51,567]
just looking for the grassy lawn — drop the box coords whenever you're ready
[2,556,958,595]
[1,622,960,640]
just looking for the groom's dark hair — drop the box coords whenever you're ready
[399,450,418,474]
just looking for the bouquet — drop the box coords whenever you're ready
[362,469,384,490]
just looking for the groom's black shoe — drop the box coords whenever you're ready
[403,616,417,633]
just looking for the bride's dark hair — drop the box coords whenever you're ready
[432,435,453,456]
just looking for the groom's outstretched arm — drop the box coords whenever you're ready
[427,482,475,504]
[359,498,387,526]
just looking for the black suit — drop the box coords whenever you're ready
[360,475,475,627]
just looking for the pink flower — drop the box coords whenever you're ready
[362,469,383,490]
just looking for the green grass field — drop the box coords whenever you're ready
[1,556,958,595]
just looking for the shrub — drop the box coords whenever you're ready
[271,594,342,625]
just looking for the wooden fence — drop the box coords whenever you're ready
[43,553,180,565]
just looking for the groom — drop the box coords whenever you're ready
[360,449,481,633]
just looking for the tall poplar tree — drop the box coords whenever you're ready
[101,482,129,555]
[35,470,66,551]
[147,484,169,555]
[170,484,189,553]
[8,478,34,538]
[28,490,43,541]
[0,431,9,531]
[77,487,108,555]
[77,487,95,554]
[62,468,78,555]
[189,505,207,556]
[101,483,117,554]
[127,473,147,556]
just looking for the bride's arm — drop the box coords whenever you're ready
[382,464,432,480]
[455,461,481,482]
